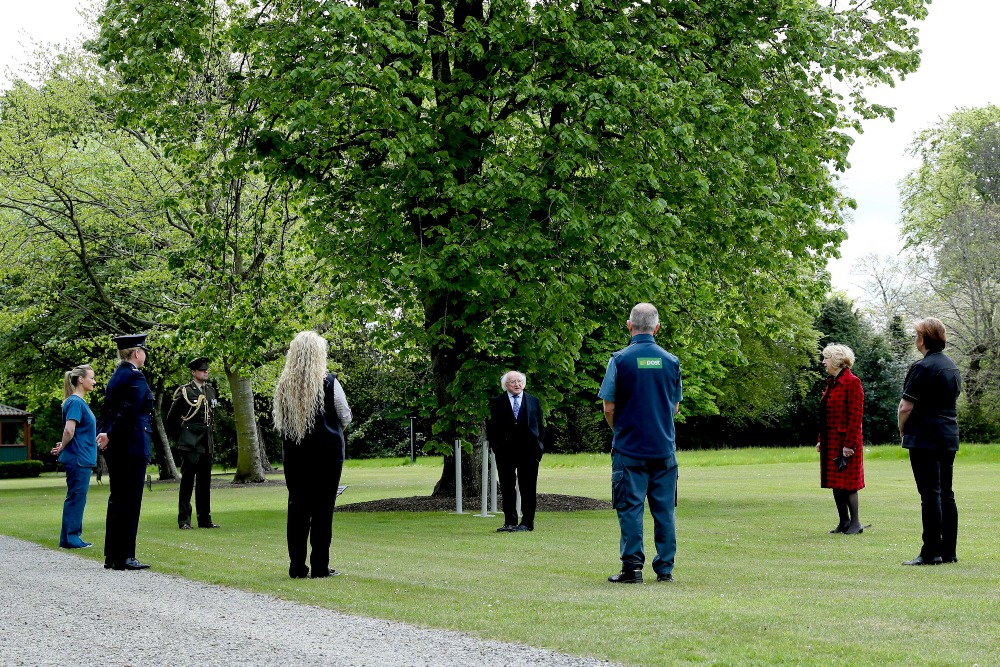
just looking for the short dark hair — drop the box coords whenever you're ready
[914,317,947,352]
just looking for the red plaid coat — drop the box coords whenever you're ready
[818,367,865,491]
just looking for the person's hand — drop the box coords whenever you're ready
[842,447,855,458]
[51,441,63,456]
[816,442,821,452]
[97,433,109,450]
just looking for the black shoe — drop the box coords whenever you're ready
[512,525,531,532]
[310,568,342,578]
[104,561,113,569]
[496,524,518,532]
[179,523,193,530]
[942,556,958,564]
[289,567,309,579]
[113,558,150,570]
[198,522,221,529]
[608,569,643,584]
[844,524,864,535]
[828,523,849,534]
[656,573,673,582]
[902,555,943,566]
[518,524,534,531]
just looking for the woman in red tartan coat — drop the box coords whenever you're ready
[817,344,865,534]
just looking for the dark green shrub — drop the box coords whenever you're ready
[0,460,45,479]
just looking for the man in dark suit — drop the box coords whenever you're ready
[486,370,545,532]
[166,356,219,530]
[96,333,154,571]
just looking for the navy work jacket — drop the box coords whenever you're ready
[97,362,155,462]
[599,334,683,460]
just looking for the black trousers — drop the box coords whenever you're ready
[178,452,213,527]
[495,451,539,528]
[909,449,958,559]
[283,443,344,577]
[104,453,147,565]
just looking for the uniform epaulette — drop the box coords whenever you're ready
[172,385,185,400]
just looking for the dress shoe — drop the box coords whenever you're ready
[198,522,221,529]
[844,524,864,535]
[902,555,943,566]
[942,556,959,564]
[289,568,309,579]
[656,573,673,582]
[513,525,531,532]
[113,558,151,570]
[496,524,518,532]
[179,523,193,530]
[310,568,342,578]
[104,561,113,569]
[608,569,643,584]
[828,523,849,534]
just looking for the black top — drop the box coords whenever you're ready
[901,351,962,451]
[283,374,346,461]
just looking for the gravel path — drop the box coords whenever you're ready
[0,536,618,667]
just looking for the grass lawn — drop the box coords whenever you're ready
[2,445,998,666]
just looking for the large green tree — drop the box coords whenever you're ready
[0,47,328,481]
[93,0,927,490]
[901,106,1000,437]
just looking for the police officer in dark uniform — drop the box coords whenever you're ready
[599,303,683,584]
[166,357,220,530]
[96,333,154,571]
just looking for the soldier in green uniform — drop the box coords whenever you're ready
[166,357,220,529]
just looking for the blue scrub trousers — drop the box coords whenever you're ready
[612,451,677,575]
[59,464,93,548]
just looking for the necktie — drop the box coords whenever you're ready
[512,395,520,419]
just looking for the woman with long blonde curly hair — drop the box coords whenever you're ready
[273,331,352,579]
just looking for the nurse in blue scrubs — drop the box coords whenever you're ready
[51,364,98,549]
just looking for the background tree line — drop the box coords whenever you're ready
[4,1,963,492]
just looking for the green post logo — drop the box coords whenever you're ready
[637,358,662,369]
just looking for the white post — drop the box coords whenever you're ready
[475,440,493,518]
[453,439,464,514]
[489,450,498,514]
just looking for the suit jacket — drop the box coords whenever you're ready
[97,362,155,462]
[166,380,216,455]
[486,392,545,461]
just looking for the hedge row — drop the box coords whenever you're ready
[0,460,44,479]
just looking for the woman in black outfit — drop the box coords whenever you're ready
[272,331,352,578]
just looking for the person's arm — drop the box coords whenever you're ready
[164,390,183,441]
[332,377,352,426]
[843,378,864,457]
[603,400,615,428]
[52,420,78,456]
[898,398,914,439]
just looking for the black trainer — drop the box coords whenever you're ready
[656,573,673,582]
[608,569,643,584]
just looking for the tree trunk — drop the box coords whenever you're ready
[152,381,179,480]
[431,424,485,499]
[256,421,274,472]
[225,364,266,483]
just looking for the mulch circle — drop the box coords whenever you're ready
[148,473,610,512]
[338,493,611,513]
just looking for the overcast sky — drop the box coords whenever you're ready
[3,1,998,299]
